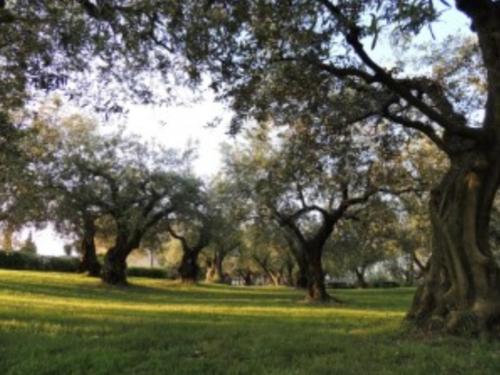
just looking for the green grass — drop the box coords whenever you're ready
[0,270,499,374]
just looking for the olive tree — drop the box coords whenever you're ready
[166,186,212,283]
[143,0,500,334]
[224,124,399,301]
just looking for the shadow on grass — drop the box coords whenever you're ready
[1,270,499,375]
[0,270,414,316]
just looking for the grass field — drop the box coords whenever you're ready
[0,270,499,374]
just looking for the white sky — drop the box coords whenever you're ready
[126,98,234,179]
[28,5,471,256]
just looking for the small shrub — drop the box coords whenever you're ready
[42,256,80,272]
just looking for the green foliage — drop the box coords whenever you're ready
[43,256,81,273]
[1,270,500,374]
[0,111,46,231]
[328,198,400,280]
[0,1,190,113]
[0,250,40,270]
[0,252,79,272]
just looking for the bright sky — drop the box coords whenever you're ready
[29,4,471,257]
[125,97,233,179]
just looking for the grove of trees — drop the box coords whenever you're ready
[1,0,500,336]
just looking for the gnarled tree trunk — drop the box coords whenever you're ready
[306,249,330,302]
[79,217,100,277]
[101,248,128,285]
[101,232,141,286]
[354,267,368,289]
[179,250,199,283]
[407,151,500,334]
[295,256,309,289]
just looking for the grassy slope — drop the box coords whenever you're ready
[0,270,499,375]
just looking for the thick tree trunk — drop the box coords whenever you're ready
[179,251,199,283]
[407,153,500,335]
[354,268,368,288]
[306,250,330,302]
[78,218,100,277]
[294,255,309,288]
[101,248,127,285]
[101,229,142,285]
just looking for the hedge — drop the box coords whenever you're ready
[0,250,80,273]
[0,250,176,279]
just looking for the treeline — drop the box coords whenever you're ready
[1,102,442,302]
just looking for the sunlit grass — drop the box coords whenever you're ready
[0,270,499,374]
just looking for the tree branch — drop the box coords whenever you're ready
[316,0,485,141]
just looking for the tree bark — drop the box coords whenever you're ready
[407,151,500,335]
[354,267,368,288]
[101,247,127,285]
[179,250,199,283]
[306,249,331,302]
[101,231,141,285]
[78,217,100,277]
[294,255,309,288]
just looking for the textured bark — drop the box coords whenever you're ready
[101,231,141,285]
[407,151,500,335]
[404,2,500,335]
[306,249,331,302]
[78,217,100,277]
[168,222,210,284]
[101,248,127,285]
[283,234,309,288]
[292,252,309,288]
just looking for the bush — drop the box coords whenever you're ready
[0,250,40,269]
[127,267,168,279]
[0,250,80,273]
[42,256,80,272]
